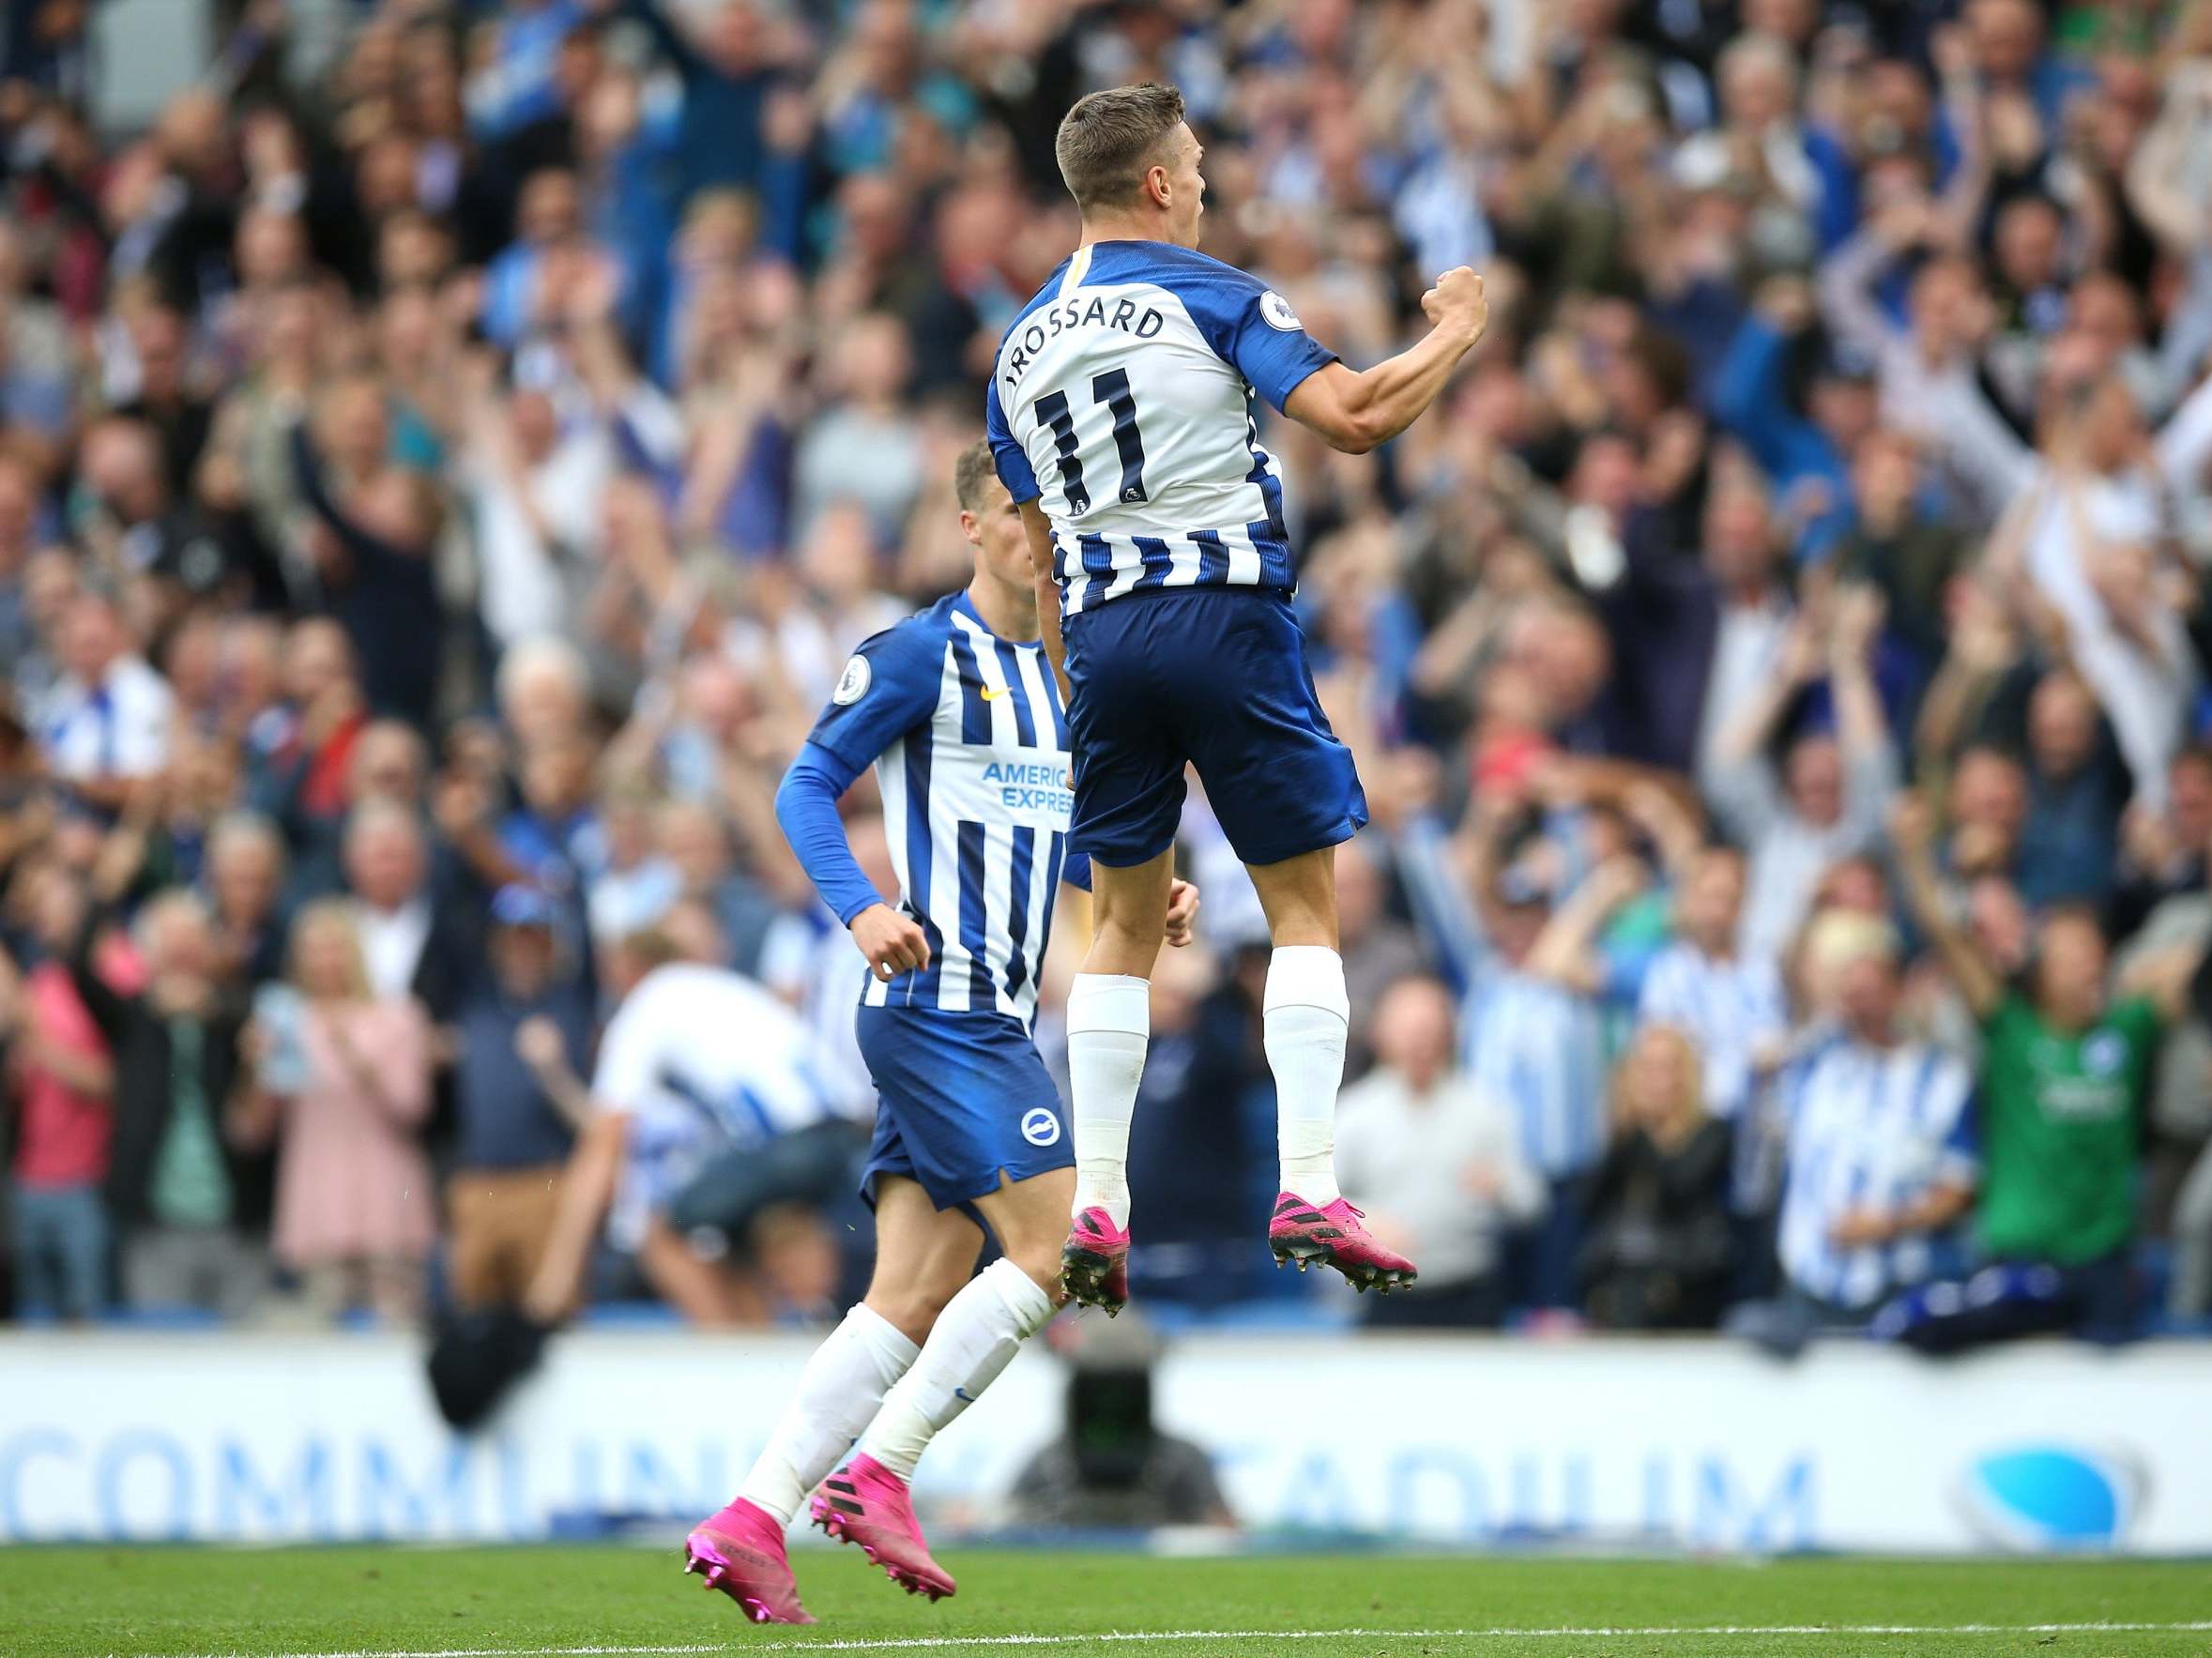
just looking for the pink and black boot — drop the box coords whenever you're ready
[1269,1193,1418,1293]
[682,1498,815,1624]
[810,1452,957,1601]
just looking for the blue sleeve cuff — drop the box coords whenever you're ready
[774,743,883,927]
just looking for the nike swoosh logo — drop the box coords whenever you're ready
[980,687,1010,702]
[953,1387,975,1403]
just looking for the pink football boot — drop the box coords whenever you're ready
[1060,1205,1132,1314]
[809,1453,957,1601]
[1269,1193,1419,1293]
[681,1498,815,1624]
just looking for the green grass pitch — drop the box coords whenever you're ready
[2,1545,2207,1657]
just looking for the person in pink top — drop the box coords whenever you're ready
[238,899,434,1324]
[3,863,116,1321]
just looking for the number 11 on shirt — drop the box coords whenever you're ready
[1033,369,1149,512]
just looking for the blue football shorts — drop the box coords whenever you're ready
[855,1003,1071,1212]
[1060,587,1368,868]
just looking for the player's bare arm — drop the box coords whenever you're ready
[1018,497,1071,700]
[1283,266,1490,454]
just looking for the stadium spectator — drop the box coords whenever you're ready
[69,889,267,1318]
[1407,799,1646,1311]
[1119,944,1274,1309]
[1579,1025,1734,1331]
[1578,472,1797,778]
[1638,845,1789,1130]
[3,0,2212,1350]
[1,863,114,1320]
[341,800,478,1019]
[1334,837,1432,1078]
[447,885,595,1313]
[1704,584,1897,962]
[1740,912,1978,1355]
[34,589,174,811]
[1897,797,2173,1342]
[1335,975,1541,1329]
[240,901,435,1324]
[204,812,290,989]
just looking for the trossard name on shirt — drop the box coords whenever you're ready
[999,293,1167,389]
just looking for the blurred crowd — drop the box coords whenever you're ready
[6,0,2212,1351]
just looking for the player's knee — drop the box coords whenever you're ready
[1092,887,1167,943]
[865,1273,964,1345]
[1087,893,1168,978]
[1000,1240,1069,1304]
[1089,856,1174,951]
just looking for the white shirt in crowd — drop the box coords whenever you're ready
[35,656,174,782]
[353,897,432,1003]
[465,383,686,648]
[755,910,876,1123]
[1694,594,1791,799]
[1926,368,2212,806]
[591,962,834,1253]
[1335,1064,1545,1287]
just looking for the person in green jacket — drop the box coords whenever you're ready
[1895,795,2195,1341]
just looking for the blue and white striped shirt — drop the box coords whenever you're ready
[802,592,1088,1026]
[1777,1033,1979,1309]
[1464,961,1609,1179]
[1394,814,1609,1178]
[1637,941,1790,1121]
[985,239,1337,618]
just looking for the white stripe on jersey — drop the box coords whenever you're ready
[1100,554,1144,607]
[1222,520,1265,587]
[1012,643,1063,746]
[867,599,1075,1026]
[926,734,972,1012]
[1165,530,1204,587]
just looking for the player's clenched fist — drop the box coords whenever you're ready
[1165,878,1201,948]
[850,902,931,981]
[1421,266,1488,349]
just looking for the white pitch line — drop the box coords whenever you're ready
[135,1620,2212,1658]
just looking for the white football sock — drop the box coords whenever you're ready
[857,1260,1057,1481]
[737,1302,919,1523]
[1265,945,1350,1208]
[1064,972,1150,1230]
